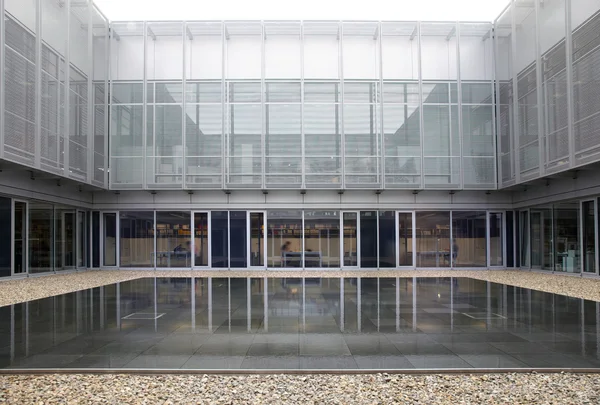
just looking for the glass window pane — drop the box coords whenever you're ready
[30,202,53,273]
[156,212,191,268]
[186,82,222,103]
[13,201,27,275]
[360,211,377,268]
[584,201,596,273]
[230,211,247,268]
[343,212,358,266]
[193,213,209,267]
[250,213,265,266]
[490,213,504,266]
[267,211,302,268]
[416,211,450,267]
[554,203,580,273]
[398,212,413,266]
[265,82,301,102]
[379,211,396,268]
[92,212,100,268]
[119,211,154,267]
[111,83,144,104]
[103,213,116,266]
[0,198,12,277]
[452,211,487,267]
[304,211,340,268]
[211,211,229,268]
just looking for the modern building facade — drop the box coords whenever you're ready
[0,0,599,277]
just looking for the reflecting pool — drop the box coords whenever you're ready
[1,277,599,370]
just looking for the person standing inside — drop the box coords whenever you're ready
[281,241,291,267]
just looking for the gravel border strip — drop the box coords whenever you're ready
[1,373,600,404]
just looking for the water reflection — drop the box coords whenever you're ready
[1,277,599,370]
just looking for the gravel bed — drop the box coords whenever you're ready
[1,373,599,404]
[1,269,600,307]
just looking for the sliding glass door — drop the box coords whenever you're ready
[341,211,359,268]
[397,211,414,267]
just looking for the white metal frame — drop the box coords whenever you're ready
[580,199,597,275]
[192,211,211,268]
[100,211,118,267]
[76,210,87,270]
[340,211,360,268]
[396,211,416,268]
[11,199,28,277]
[247,211,266,269]
[488,211,507,268]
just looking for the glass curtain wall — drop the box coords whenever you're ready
[185,22,223,187]
[416,212,451,267]
[265,82,302,187]
[360,211,377,268]
[489,212,504,266]
[211,211,228,268]
[14,201,27,275]
[267,211,302,268]
[459,23,495,188]
[230,211,247,268]
[119,211,154,267]
[146,22,184,189]
[383,82,420,187]
[29,202,53,274]
[54,208,75,271]
[452,211,486,267]
[343,212,358,266]
[0,198,11,277]
[398,212,413,266]
[103,213,117,266]
[109,22,145,188]
[421,22,460,188]
[379,211,396,267]
[193,212,209,267]
[381,21,420,188]
[554,203,579,273]
[518,201,588,273]
[582,201,596,273]
[530,208,553,270]
[304,211,340,268]
[156,212,191,268]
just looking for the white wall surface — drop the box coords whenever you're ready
[147,36,183,80]
[571,0,600,30]
[304,36,339,79]
[460,36,493,80]
[514,8,536,73]
[495,34,512,80]
[0,170,94,207]
[538,0,567,54]
[91,189,513,210]
[5,0,36,32]
[265,37,301,79]
[227,36,261,79]
[69,9,90,75]
[420,37,457,80]
[93,36,108,80]
[41,0,67,55]
[382,36,418,80]
[187,36,222,79]
[111,35,145,80]
[343,37,378,79]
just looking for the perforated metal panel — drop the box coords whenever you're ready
[573,43,600,159]
[4,16,36,165]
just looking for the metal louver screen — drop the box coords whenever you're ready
[4,17,36,164]
[573,26,600,160]
[572,10,600,62]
